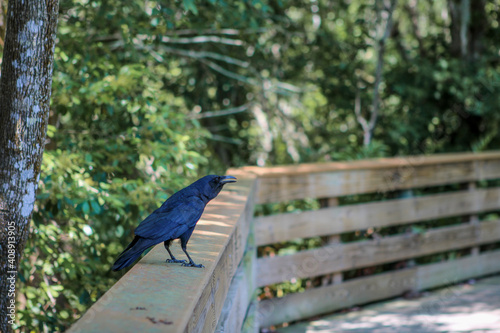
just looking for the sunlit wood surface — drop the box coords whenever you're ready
[280,275,500,333]
[67,179,256,333]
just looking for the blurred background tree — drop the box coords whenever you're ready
[0,0,499,331]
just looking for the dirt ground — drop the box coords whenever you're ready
[279,275,500,333]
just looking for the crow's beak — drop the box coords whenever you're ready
[220,175,237,184]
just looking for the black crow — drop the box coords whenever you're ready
[112,175,237,271]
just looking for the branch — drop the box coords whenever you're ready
[275,81,303,94]
[354,86,369,132]
[148,48,164,62]
[189,103,253,119]
[368,0,396,144]
[159,45,249,68]
[199,60,303,95]
[199,58,258,85]
[160,35,243,46]
[162,28,268,36]
[100,34,302,96]
[160,46,302,93]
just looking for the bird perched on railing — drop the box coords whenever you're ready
[112,175,237,271]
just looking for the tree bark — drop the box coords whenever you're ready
[448,0,462,57]
[459,0,470,58]
[0,0,59,332]
[448,0,480,60]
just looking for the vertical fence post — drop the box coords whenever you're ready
[242,179,259,333]
[319,197,342,286]
[400,189,416,269]
[215,176,258,333]
[469,181,480,256]
[241,218,259,332]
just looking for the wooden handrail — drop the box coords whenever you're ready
[68,177,256,333]
[253,151,500,329]
[234,151,500,177]
[250,151,500,204]
[69,151,500,332]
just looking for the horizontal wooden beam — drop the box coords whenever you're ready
[257,219,500,286]
[68,178,256,333]
[258,250,500,327]
[241,151,500,177]
[252,153,500,204]
[255,187,500,246]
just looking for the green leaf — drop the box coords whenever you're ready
[182,0,198,14]
[81,201,90,215]
[90,200,101,214]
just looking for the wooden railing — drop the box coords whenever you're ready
[68,177,257,332]
[69,151,500,332]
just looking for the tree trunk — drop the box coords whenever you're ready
[355,0,396,146]
[448,0,462,57]
[0,0,59,332]
[448,0,485,60]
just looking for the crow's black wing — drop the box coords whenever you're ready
[134,197,205,241]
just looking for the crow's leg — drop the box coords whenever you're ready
[179,230,204,268]
[164,240,186,264]
[180,247,204,268]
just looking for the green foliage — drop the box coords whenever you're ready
[16,0,209,331]
[2,0,499,330]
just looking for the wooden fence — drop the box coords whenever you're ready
[69,151,500,332]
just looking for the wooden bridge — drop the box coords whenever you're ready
[69,151,500,332]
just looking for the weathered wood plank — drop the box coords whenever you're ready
[257,219,500,286]
[259,250,500,328]
[319,197,342,286]
[68,178,256,333]
[259,266,418,327]
[190,178,257,333]
[241,301,259,333]
[253,156,500,204]
[279,275,500,333]
[255,187,500,246]
[215,223,257,332]
[415,250,500,290]
[468,182,481,256]
[240,151,500,177]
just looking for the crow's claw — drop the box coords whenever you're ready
[182,262,204,268]
[166,259,187,264]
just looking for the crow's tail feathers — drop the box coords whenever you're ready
[112,236,153,271]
